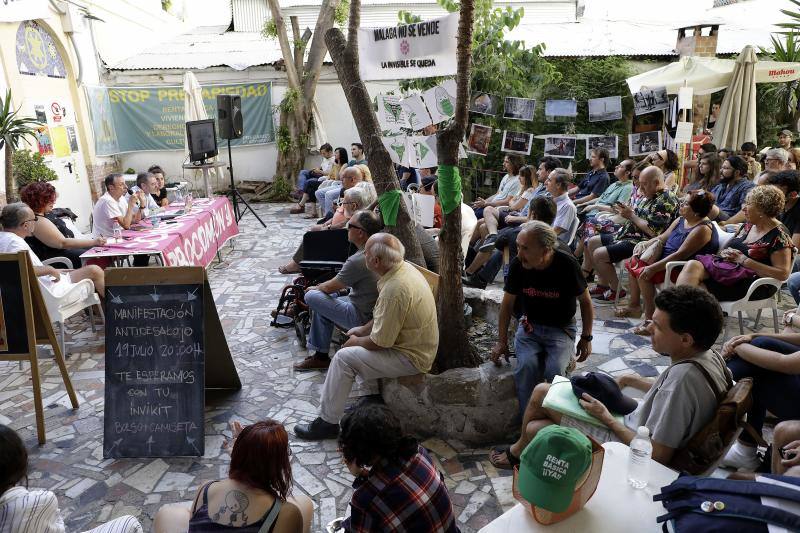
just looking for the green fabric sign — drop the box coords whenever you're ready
[437,164,462,214]
[86,83,274,155]
[378,189,403,226]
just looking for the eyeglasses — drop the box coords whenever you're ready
[346,221,365,231]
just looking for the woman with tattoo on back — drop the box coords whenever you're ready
[154,420,312,533]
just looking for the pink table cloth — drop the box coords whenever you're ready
[81,197,239,267]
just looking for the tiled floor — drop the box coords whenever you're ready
[1,202,792,531]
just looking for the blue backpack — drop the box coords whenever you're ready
[654,474,800,532]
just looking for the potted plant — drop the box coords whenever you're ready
[12,149,57,189]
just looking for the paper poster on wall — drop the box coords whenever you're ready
[503,97,536,121]
[48,101,66,124]
[358,13,459,81]
[501,131,533,155]
[544,136,577,159]
[422,79,456,124]
[466,124,492,155]
[586,135,619,159]
[50,126,70,157]
[35,126,53,156]
[588,96,623,122]
[0,289,7,353]
[377,94,411,134]
[34,104,46,123]
[409,135,438,168]
[66,125,79,152]
[629,131,662,156]
[400,94,433,131]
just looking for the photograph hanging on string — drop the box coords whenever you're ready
[633,86,669,116]
[588,96,623,122]
[585,135,619,159]
[469,92,501,116]
[629,131,662,157]
[503,97,536,121]
[544,136,577,159]
[501,130,533,155]
[545,99,578,121]
[466,123,493,156]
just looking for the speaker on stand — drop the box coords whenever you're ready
[217,94,266,228]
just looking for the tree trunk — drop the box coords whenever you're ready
[433,0,481,372]
[4,144,14,203]
[274,106,310,184]
[324,1,424,266]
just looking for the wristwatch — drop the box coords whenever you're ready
[580,334,593,341]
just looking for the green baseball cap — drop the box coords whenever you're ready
[518,425,593,513]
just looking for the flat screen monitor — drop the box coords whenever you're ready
[186,119,218,163]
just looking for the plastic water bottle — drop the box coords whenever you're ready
[112,221,122,242]
[628,426,652,489]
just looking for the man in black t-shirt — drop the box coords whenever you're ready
[765,170,800,251]
[491,221,594,417]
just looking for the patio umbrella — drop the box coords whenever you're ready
[626,55,800,95]
[713,46,758,149]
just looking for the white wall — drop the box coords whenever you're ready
[103,66,400,184]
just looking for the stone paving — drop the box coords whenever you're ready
[0,202,792,531]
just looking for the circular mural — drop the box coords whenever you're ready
[16,20,66,78]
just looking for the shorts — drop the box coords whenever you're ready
[559,399,643,443]
[600,233,637,264]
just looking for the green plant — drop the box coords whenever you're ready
[261,19,278,39]
[0,89,41,200]
[759,31,800,137]
[276,126,293,155]
[264,175,293,202]
[12,149,57,188]
[125,167,136,174]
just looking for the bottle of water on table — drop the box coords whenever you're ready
[112,221,122,242]
[628,426,652,489]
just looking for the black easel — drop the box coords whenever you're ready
[226,138,266,227]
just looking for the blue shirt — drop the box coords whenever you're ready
[576,168,610,199]
[711,178,754,219]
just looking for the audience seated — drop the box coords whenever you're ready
[490,222,593,417]
[544,167,578,245]
[648,149,680,191]
[683,153,720,195]
[764,147,790,173]
[337,404,458,532]
[293,146,347,216]
[475,164,542,252]
[709,156,755,224]
[0,202,105,298]
[470,155,523,219]
[682,142,716,177]
[583,166,679,302]
[279,182,371,274]
[570,148,611,205]
[92,173,143,236]
[19,182,105,268]
[489,286,730,469]
[740,142,761,180]
[316,145,368,217]
[295,142,335,197]
[721,329,800,471]
[764,170,800,251]
[771,421,800,476]
[677,185,793,302]
[154,420,312,532]
[294,210,383,372]
[295,233,438,440]
[787,148,800,171]
[147,165,170,207]
[463,196,558,289]
[0,424,143,533]
[620,190,718,335]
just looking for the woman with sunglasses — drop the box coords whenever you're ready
[618,190,718,335]
[154,420,312,532]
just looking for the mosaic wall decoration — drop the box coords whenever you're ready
[16,20,67,78]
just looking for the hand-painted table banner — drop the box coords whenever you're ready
[85,82,274,155]
[81,197,239,267]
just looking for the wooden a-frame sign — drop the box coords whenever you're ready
[0,252,78,445]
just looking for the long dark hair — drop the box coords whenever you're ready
[339,404,418,468]
[520,165,535,189]
[334,147,349,166]
[697,153,721,188]
[228,420,293,500]
[0,425,27,495]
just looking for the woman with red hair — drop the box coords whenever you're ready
[19,181,105,268]
[154,420,312,533]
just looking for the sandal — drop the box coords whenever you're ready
[614,306,642,319]
[489,445,521,470]
[278,265,300,275]
[632,320,653,336]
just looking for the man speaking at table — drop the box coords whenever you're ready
[92,173,144,237]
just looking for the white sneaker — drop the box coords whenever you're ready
[720,441,761,471]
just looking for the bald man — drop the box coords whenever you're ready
[295,233,438,440]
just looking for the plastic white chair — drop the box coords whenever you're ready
[39,258,103,357]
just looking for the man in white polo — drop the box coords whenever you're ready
[92,173,144,237]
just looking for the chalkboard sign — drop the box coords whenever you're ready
[104,268,205,458]
[0,254,29,354]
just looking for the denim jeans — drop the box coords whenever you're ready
[727,336,800,443]
[513,322,576,418]
[788,271,800,304]
[305,290,368,354]
[297,169,315,190]
[477,226,521,283]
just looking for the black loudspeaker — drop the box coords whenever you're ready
[217,95,243,139]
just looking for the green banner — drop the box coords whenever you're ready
[86,82,274,155]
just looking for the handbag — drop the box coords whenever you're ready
[639,239,664,264]
[696,254,757,286]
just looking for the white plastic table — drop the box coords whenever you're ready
[479,442,679,532]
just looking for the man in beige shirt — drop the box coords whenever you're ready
[295,233,439,440]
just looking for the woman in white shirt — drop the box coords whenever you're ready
[0,425,142,533]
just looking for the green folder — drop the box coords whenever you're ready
[542,375,625,428]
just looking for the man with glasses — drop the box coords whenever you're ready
[92,173,144,237]
[764,148,789,173]
[0,202,105,296]
[294,210,384,371]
